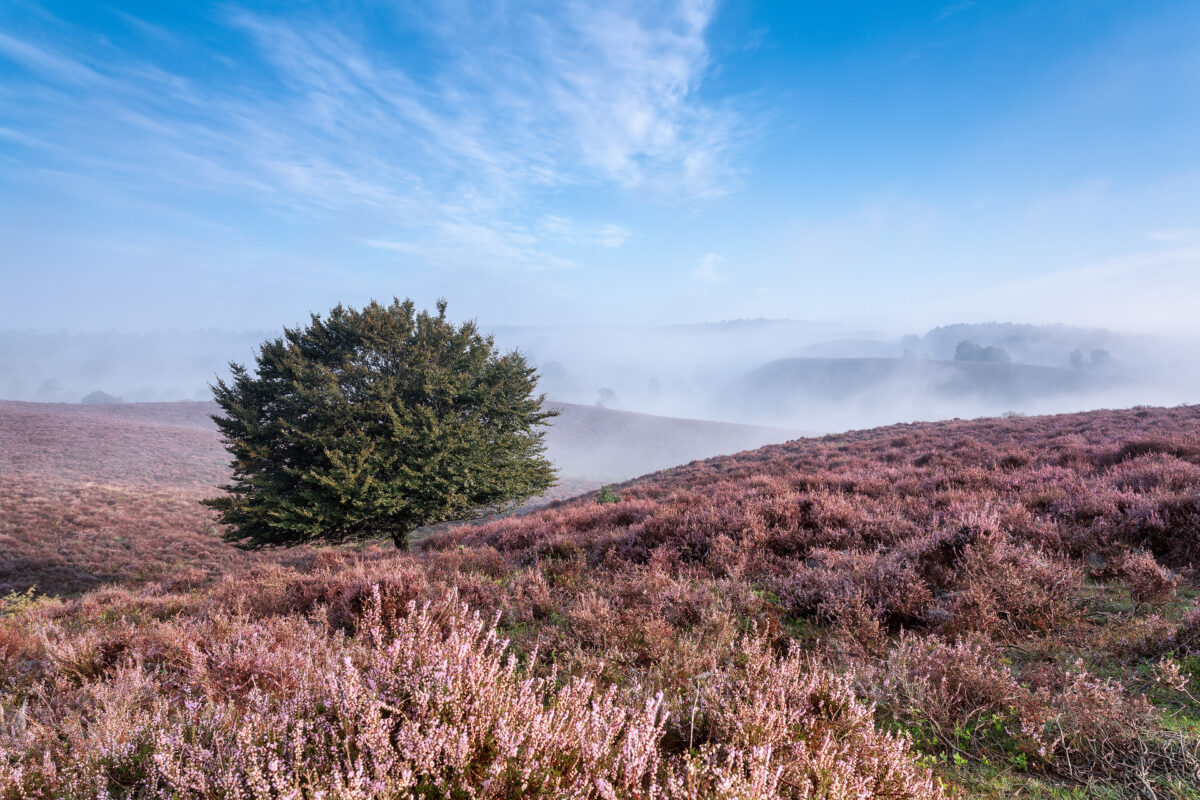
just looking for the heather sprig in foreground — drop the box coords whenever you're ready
[0,589,941,799]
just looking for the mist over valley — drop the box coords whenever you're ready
[4,317,1195,451]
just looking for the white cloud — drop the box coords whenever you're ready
[0,1,741,274]
[540,0,734,193]
[0,30,105,85]
[537,217,631,248]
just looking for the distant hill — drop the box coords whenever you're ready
[724,356,1113,429]
[744,357,1095,401]
[795,338,901,359]
[543,401,800,479]
[917,322,1123,367]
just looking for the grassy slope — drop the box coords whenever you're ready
[3,406,1200,796]
[0,399,794,595]
[0,401,260,596]
[732,358,1109,423]
[4,403,1200,797]
[439,404,1200,797]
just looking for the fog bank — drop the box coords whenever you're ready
[2,320,1197,441]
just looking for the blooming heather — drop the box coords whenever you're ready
[5,405,1200,795]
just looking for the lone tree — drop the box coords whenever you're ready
[204,298,557,549]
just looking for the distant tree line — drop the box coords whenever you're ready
[954,340,1010,364]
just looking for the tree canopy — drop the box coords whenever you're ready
[204,298,557,549]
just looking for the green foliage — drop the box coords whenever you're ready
[596,485,622,504]
[204,298,558,549]
[0,587,40,617]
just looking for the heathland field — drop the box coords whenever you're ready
[3,404,1200,797]
[0,399,789,597]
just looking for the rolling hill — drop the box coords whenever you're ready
[0,399,796,595]
[3,404,1198,798]
[743,356,1097,402]
[725,356,1118,428]
[540,401,799,478]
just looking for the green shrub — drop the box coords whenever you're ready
[597,485,622,504]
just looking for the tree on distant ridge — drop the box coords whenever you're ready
[954,340,1010,364]
[80,390,123,404]
[204,298,557,549]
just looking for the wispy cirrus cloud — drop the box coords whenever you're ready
[934,1,978,23]
[0,29,106,84]
[0,1,739,273]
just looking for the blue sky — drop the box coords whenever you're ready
[1,0,1198,333]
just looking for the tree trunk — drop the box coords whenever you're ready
[391,530,408,549]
